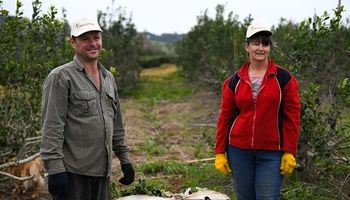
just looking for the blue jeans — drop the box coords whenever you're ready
[227,145,283,200]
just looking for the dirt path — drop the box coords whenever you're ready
[110,64,221,193]
[120,90,219,164]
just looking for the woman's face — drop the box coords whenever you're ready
[245,38,271,62]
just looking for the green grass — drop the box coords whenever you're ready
[145,110,159,122]
[112,158,348,199]
[281,181,335,200]
[138,160,186,175]
[182,162,234,197]
[136,160,235,198]
[138,137,166,156]
[110,178,169,198]
[280,168,350,200]
[341,108,350,126]
[121,71,194,106]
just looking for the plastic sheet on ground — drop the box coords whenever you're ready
[116,187,230,200]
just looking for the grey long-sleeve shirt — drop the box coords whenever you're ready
[40,56,130,177]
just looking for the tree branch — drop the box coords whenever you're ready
[0,170,34,181]
[0,152,40,169]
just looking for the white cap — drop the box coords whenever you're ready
[70,18,102,37]
[246,24,272,39]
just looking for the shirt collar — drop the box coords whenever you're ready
[73,55,107,78]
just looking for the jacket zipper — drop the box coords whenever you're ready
[242,77,256,148]
[276,76,282,150]
[251,76,267,148]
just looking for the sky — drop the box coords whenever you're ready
[2,0,350,35]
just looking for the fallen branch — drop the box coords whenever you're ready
[0,170,34,181]
[186,157,214,163]
[146,174,182,180]
[24,136,42,142]
[0,152,40,169]
[192,124,216,127]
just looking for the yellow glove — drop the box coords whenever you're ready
[214,154,232,174]
[280,152,296,176]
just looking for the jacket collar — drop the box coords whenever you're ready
[238,59,277,81]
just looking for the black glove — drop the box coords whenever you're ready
[119,163,135,185]
[48,172,69,195]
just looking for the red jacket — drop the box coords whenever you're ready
[215,60,300,155]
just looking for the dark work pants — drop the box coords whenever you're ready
[52,172,110,200]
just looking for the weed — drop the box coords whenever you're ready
[109,178,168,198]
[281,181,335,200]
[193,143,211,159]
[138,160,185,175]
[145,110,159,122]
[136,160,234,198]
[138,137,166,156]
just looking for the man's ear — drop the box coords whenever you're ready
[70,37,76,49]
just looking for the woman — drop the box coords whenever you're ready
[214,24,300,200]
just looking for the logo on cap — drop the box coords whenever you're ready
[71,18,102,37]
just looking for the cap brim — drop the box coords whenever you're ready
[247,30,272,39]
[71,29,102,37]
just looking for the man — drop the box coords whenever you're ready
[40,18,135,200]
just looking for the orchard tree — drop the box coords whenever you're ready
[176,5,248,89]
[272,6,350,95]
[0,0,71,158]
[98,5,143,91]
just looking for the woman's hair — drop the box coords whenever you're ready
[245,32,272,46]
[244,32,273,62]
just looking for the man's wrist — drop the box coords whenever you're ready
[44,159,66,175]
[114,150,131,164]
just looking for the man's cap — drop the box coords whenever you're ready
[70,18,102,37]
[246,24,272,39]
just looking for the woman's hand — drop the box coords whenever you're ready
[214,154,232,174]
[280,152,296,176]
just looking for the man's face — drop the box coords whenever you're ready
[71,31,102,62]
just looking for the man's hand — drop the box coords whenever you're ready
[48,172,69,195]
[214,154,232,175]
[119,163,135,185]
[280,152,296,176]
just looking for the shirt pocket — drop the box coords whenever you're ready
[106,92,117,118]
[70,91,98,117]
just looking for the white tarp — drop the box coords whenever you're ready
[116,188,230,200]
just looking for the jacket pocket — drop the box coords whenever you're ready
[70,91,98,117]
